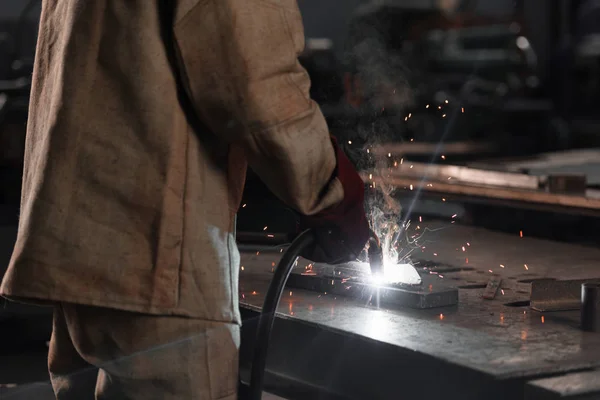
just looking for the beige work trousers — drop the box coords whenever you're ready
[48,304,239,400]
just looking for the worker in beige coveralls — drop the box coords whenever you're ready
[0,1,370,399]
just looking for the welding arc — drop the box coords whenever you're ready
[248,229,316,400]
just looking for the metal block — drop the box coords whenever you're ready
[546,174,587,195]
[286,273,458,309]
[531,279,600,312]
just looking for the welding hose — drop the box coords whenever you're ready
[248,229,316,400]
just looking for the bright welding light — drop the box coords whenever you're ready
[366,256,421,286]
[382,259,422,285]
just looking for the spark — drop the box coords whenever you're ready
[394,161,398,167]
[541,316,545,323]
[519,230,523,238]
[433,253,438,256]
[439,314,444,320]
[448,176,452,180]
[280,249,283,253]
[369,173,373,180]
[405,116,408,121]
[272,262,275,267]
[438,106,442,110]
[348,140,352,144]
[388,153,392,157]
[408,113,412,118]
[419,216,422,222]
[441,155,446,160]
[462,246,466,252]
[263,226,268,231]
[410,164,414,169]
[442,114,447,118]
[466,258,469,263]
[524,264,529,270]
[501,289,505,295]
[426,104,430,108]
[290,291,293,296]
[445,99,449,104]
[467,242,470,246]
[439,274,444,278]
[242,204,247,208]
[410,184,414,190]
[267,234,274,238]
[242,293,245,299]
[461,107,465,113]
[367,148,370,153]
[241,266,245,271]
[252,291,257,295]
[256,251,260,255]
[500,264,505,268]
[400,158,404,164]
[451,214,457,219]
[489,269,493,273]
[410,138,414,142]
[442,198,446,202]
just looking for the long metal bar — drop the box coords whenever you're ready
[382,162,541,190]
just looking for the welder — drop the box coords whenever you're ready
[0,1,370,399]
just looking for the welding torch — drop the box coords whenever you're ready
[367,229,384,278]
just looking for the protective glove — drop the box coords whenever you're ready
[298,138,370,264]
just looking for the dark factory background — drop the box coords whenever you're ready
[1,1,600,399]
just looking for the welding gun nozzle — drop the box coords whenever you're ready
[368,230,384,277]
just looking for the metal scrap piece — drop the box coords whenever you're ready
[482,278,502,300]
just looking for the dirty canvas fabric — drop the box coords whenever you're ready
[1,0,343,322]
[48,303,239,399]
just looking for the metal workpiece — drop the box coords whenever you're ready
[525,369,600,400]
[239,223,600,399]
[581,283,600,332]
[286,272,458,309]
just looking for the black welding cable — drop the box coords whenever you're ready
[248,229,316,400]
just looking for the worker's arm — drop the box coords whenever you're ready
[173,0,369,261]
[173,0,343,215]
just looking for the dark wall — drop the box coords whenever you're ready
[298,0,366,52]
[1,1,366,55]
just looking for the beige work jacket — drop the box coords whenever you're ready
[1,0,343,324]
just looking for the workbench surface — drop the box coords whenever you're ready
[239,222,600,384]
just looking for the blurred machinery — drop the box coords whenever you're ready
[336,0,560,159]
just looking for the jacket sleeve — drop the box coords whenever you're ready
[172,0,344,216]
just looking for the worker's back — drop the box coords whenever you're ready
[1,0,245,322]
